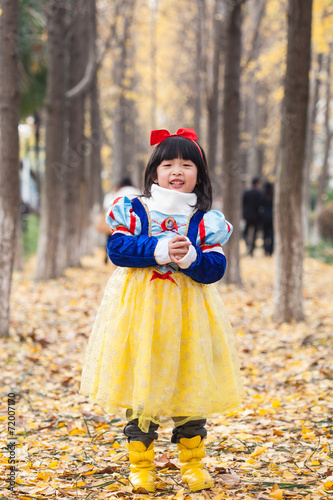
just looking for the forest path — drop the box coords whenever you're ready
[1,248,332,499]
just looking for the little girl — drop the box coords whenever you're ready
[80,128,244,493]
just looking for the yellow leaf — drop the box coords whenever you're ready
[112,441,120,448]
[76,480,86,487]
[37,471,52,481]
[106,449,116,456]
[251,446,266,457]
[302,432,316,441]
[106,483,120,491]
[301,426,311,434]
[47,460,58,468]
[174,488,185,499]
[246,458,256,464]
[81,468,99,476]
[259,408,275,415]
[68,428,85,435]
[272,399,281,408]
[324,476,333,490]
[269,484,284,499]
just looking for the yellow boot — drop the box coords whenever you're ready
[177,436,214,491]
[127,441,156,492]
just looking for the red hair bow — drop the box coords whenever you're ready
[150,128,198,146]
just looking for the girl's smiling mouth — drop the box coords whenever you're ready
[170,180,184,188]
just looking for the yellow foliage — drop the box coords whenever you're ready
[313,0,333,53]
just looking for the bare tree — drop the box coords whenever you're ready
[273,0,313,322]
[112,0,138,185]
[207,0,223,174]
[0,0,20,337]
[222,0,243,285]
[80,0,104,256]
[241,0,267,187]
[194,0,206,138]
[65,0,89,267]
[35,0,67,279]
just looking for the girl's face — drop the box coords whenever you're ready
[154,158,198,193]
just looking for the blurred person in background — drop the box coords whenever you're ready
[242,177,262,256]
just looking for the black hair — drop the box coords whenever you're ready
[119,177,133,187]
[252,177,261,187]
[143,136,212,211]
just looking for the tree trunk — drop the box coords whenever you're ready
[0,0,20,337]
[303,52,323,241]
[80,0,103,256]
[207,0,223,175]
[65,1,88,267]
[150,0,157,131]
[194,0,205,138]
[35,0,67,279]
[273,0,313,322]
[241,0,267,187]
[313,51,332,242]
[222,0,242,285]
[112,3,137,185]
[14,210,24,271]
[81,70,104,255]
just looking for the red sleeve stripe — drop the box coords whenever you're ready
[199,219,206,246]
[108,197,122,221]
[114,225,133,234]
[200,243,222,251]
[130,211,136,234]
[226,222,231,233]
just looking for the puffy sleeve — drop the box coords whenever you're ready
[105,197,162,268]
[196,210,233,254]
[179,210,232,284]
[106,196,142,236]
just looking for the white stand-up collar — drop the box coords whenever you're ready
[142,184,197,216]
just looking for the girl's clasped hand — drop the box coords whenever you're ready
[168,235,191,263]
[80,127,244,494]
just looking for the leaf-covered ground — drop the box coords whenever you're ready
[1,248,332,500]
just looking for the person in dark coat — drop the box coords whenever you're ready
[242,177,262,256]
[262,181,274,256]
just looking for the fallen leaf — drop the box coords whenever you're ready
[269,484,284,499]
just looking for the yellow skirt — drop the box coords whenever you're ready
[80,267,244,432]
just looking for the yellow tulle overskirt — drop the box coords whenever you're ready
[79,267,244,432]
